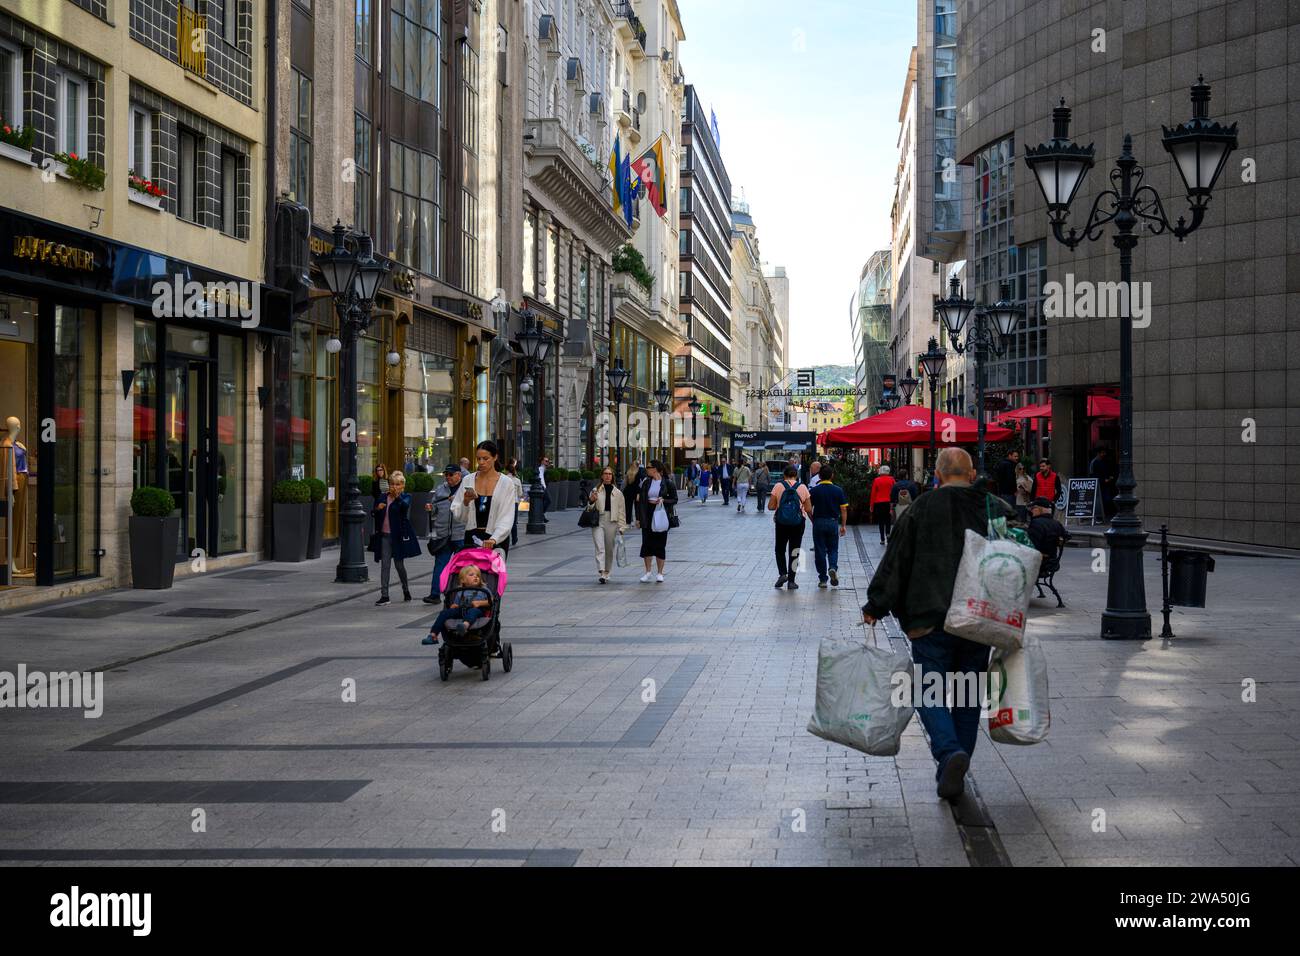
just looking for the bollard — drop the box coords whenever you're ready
[526,482,546,535]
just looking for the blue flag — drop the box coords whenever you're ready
[619,152,634,227]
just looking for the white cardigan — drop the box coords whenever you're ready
[451,470,520,545]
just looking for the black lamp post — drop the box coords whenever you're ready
[936,276,1022,476]
[917,337,947,474]
[654,379,670,413]
[710,406,723,463]
[1024,78,1236,641]
[605,357,631,467]
[318,221,389,585]
[898,369,919,406]
[517,307,552,535]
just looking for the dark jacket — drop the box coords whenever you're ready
[636,475,679,529]
[863,484,1016,636]
[993,458,1019,496]
[371,492,422,561]
[622,477,641,525]
[1028,513,1070,570]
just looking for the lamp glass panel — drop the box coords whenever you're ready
[319,256,357,296]
[1170,140,1202,192]
[354,260,386,301]
[989,306,1019,337]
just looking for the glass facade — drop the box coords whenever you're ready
[401,348,455,470]
[933,0,960,232]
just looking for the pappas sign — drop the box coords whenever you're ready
[1066,477,1100,521]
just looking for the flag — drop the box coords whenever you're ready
[609,138,623,217]
[631,136,668,219]
[619,150,635,228]
[710,108,720,148]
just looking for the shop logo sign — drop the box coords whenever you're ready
[151,274,259,329]
[13,235,95,271]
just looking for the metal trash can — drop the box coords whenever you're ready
[1168,550,1215,607]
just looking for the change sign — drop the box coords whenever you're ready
[1066,477,1100,522]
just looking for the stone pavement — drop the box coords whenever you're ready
[0,499,1297,867]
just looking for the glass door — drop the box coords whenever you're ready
[164,358,212,560]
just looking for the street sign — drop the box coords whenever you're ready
[1065,477,1100,524]
[796,368,815,388]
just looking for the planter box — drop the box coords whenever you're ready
[272,502,311,562]
[305,502,326,559]
[128,189,163,210]
[0,142,34,166]
[129,515,182,589]
[409,491,432,537]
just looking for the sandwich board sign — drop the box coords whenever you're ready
[1065,477,1100,525]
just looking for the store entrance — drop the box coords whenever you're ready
[163,356,214,561]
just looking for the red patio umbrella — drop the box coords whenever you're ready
[819,405,1014,447]
[995,395,1120,422]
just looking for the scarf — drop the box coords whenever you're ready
[602,483,613,513]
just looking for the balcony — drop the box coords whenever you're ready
[178,4,208,79]
[613,2,648,57]
[616,89,633,129]
[627,107,642,147]
[524,117,632,251]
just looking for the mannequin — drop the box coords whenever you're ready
[0,417,30,574]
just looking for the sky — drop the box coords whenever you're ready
[675,0,915,370]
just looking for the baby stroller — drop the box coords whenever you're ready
[435,547,513,681]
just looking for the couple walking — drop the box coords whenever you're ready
[770,463,848,590]
[587,460,678,584]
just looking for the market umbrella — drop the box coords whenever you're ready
[819,404,1014,447]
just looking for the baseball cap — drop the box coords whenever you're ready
[1031,496,1053,509]
[443,462,461,474]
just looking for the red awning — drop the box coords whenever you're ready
[996,395,1120,422]
[819,405,1014,448]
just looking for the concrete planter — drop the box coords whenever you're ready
[129,515,181,589]
[272,503,311,562]
[409,492,432,536]
[305,502,326,559]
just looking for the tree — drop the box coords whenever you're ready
[841,394,856,425]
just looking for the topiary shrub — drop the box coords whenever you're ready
[407,471,436,493]
[358,474,374,496]
[303,477,327,502]
[131,485,176,517]
[272,479,311,504]
[580,469,597,480]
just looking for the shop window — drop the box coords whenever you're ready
[353,113,372,232]
[219,149,238,237]
[216,335,244,553]
[49,306,98,581]
[289,70,313,207]
[54,68,89,158]
[401,347,454,470]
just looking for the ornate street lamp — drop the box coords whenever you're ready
[710,406,723,462]
[517,306,554,534]
[654,379,671,413]
[937,281,1022,476]
[899,368,919,405]
[318,221,390,585]
[606,357,630,406]
[1024,78,1236,641]
[917,337,947,474]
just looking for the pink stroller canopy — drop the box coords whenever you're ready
[440,547,509,596]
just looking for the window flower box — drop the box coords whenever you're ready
[127,170,166,209]
[128,189,163,210]
[0,140,33,166]
[0,121,34,166]
[51,152,106,191]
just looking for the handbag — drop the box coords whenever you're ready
[614,532,628,567]
[578,506,601,529]
[651,502,670,533]
[668,507,680,529]
[426,535,449,556]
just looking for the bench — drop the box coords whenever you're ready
[1034,539,1066,608]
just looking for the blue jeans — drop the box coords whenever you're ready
[909,628,992,773]
[812,517,840,580]
[429,605,486,638]
[427,541,463,598]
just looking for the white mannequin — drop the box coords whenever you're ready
[1,416,29,573]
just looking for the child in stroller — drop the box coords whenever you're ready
[425,546,513,681]
[421,565,492,645]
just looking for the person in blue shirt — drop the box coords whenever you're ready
[807,464,849,588]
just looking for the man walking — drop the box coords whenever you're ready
[808,464,847,588]
[770,464,812,590]
[538,455,552,523]
[423,463,466,605]
[1032,458,1062,513]
[754,462,771,513]
[808,460,822,488]
[993,449,1020,511]
[717,457,733,506]
[862,447,1015,802]
[734,459,753,513]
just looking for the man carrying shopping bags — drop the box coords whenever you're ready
[861,447,1016,802]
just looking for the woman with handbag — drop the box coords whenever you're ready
[585,466,628,584]
[636,459,678,583]
[371,470,421,606]
[450,440,519,558]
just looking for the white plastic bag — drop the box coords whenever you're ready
[651,502,669,533]
[614,532,628,567]
[986,633,1050,744]
[944,529,1042,651]
[806,636,914,757]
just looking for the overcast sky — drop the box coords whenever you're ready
[676,0,915,370]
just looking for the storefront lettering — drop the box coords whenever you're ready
[12,235,96,272]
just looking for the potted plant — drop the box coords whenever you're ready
[407,470,435,536]
[129,486,180,589]
[303,477,327,559]
[0,119,35,164]
[271,478,312,562]
[127,169,166,210]
[51,151,106,191]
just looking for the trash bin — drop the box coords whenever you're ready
[1168,550,1215,607]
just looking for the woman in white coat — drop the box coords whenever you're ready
[587,466,629,584]
[450,440,519,558]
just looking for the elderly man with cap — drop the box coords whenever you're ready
[1027,495,1070,569]
[422,462,468,606]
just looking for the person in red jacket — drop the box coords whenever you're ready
[869,465,896,545]
[1032,458,1062,508]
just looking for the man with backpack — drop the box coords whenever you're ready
[891,468,920,521]
[769,464,812,590]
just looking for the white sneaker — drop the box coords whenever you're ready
[639,572,653,583]
[655,573,664,583]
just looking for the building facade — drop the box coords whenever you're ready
[958,0,1297,549]
[677,83,733,457]
[0,0,274,605]
[849,251,893,418]
[729,195,778,436]
[606,0,685,472]
[763,264,788,427]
